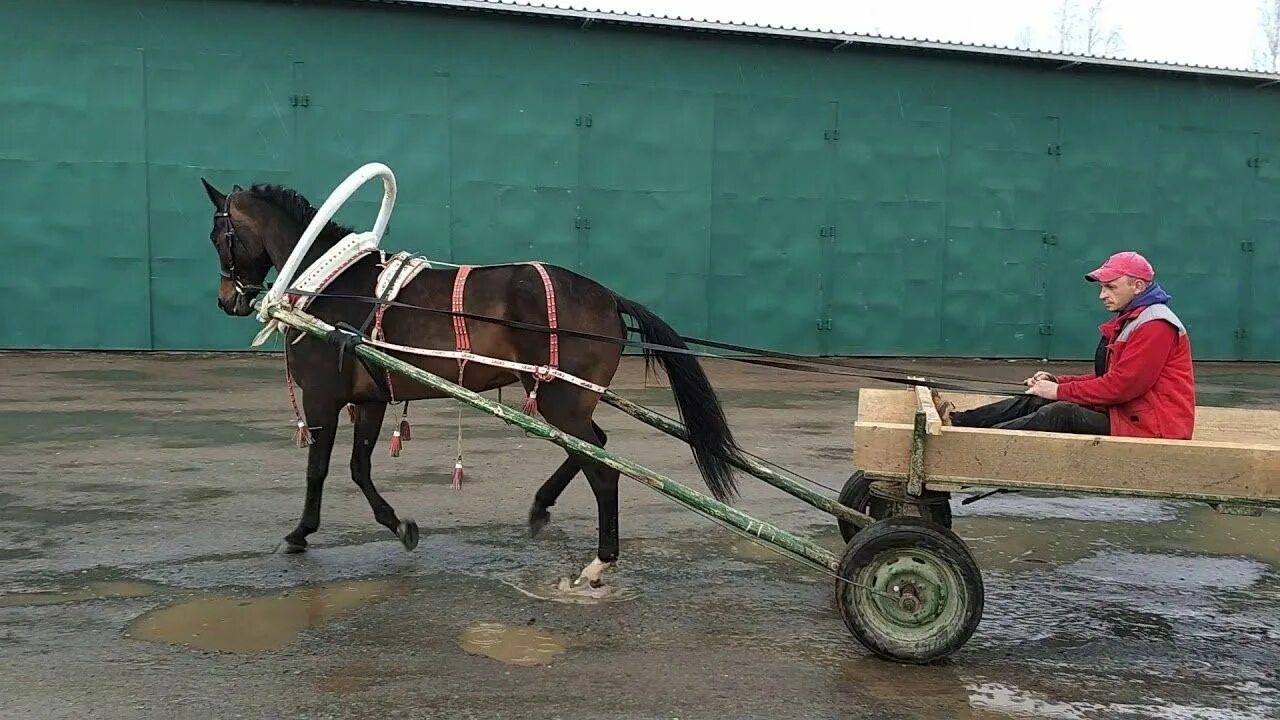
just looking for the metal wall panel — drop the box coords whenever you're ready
[293,61,452,262]
[1048,116,1157,357]
[448,74,580,267]
[1245,135,1280,360]
[1150,126,1256,360]
[828,103,950,356]
[578,82,715,338]
[5,0,1280,359]
[144,51,296,350]
[708,94,829,354]
[0,43,150,349]
[942,113,1058,357]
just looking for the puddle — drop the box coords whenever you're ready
[459,622,567,666]
[128,579,405,653]
[0,581,157,607]
[728,535,790,564]
[804,503,1280,575]
[965,680,1280,720]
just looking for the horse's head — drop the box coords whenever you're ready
[201,178,274,316]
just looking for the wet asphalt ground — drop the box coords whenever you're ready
[0,352,1277,719]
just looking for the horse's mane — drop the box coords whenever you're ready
[248,183,355,244]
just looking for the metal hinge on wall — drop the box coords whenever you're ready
[1038,324,1054,336]
[824,129,840,141]
[1235,328,1249,340]
[575,114,593,127]
[819,225,838,238]
[290,94,310,107]
[1042,233,1058,245]
[574,216,591,230]
[1242,240,1255,252]
[1046,143,1062,156]
[1247,157,1262,168]
[815,318,832,330]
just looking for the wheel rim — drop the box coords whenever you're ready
[853,547,966,642]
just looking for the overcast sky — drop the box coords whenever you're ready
[506,0,1272,71]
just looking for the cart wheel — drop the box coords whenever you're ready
[835,515,983,665]
[837,471,952,543]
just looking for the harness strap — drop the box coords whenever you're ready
[528,261,559,381]
[452,266,474,373]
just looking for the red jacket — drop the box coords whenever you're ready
[1056,303,1196,439]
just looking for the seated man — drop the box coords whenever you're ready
[939,251,1196,439]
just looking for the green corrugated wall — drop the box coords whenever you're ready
[2,0,1279,359]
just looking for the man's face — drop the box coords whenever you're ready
[1098,276,1146,311]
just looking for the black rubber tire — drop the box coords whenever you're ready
[835,515,983,665]
[837,471,953,543]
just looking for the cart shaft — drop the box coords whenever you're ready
[601,391,874,530]
[268,305,842,574]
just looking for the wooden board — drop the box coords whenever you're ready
[853,388,1280,505]
[913,385,943,435]
[857,388,1280,445]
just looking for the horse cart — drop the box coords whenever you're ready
[215,163,1280,666]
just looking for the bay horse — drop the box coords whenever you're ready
[199,178,746,587]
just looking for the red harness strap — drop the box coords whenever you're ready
[449,265,474,489]
[452,265,474,375]
[522,262,559,416]
[529,262,559,378]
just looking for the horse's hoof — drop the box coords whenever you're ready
[397,519,419,551]
[283,539,307,554]
[528,507,551,537]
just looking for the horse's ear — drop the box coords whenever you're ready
[201,177,226,207]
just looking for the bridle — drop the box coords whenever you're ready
[214,188,268,297]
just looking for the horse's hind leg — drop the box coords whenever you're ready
[283,393,342,553]
[349,401,419,551]
[537,395,619,588]
[528,422,608,537]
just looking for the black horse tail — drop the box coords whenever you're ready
[612,293,744,504]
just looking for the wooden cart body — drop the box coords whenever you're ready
[853,387,1280,508]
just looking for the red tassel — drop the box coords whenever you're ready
[450,459,464,490]
[522,383,540,417]
[347,405,357,424]
[388,429,402,457]
[398,418,411,442]
[293,419,313,448]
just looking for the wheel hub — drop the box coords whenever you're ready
[871,555,950,626]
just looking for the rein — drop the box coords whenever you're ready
[259,285,1026,397]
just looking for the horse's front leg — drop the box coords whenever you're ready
[350,401,418,551]
[282,394,342,553]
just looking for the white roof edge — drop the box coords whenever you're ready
[357,0,1280,85]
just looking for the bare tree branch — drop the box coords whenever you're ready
[1055,0,1077,53]
[1256,0,1280,71]
[1045,0,1123,56]
[1083,0,1124,55]
[1015,24,1036,50]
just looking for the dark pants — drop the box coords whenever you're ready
[950,395,1110,435]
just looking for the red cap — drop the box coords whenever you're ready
[1085,251,1154,283]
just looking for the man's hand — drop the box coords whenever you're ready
[1024,371,1056,387]
[1025,379,1059,400]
